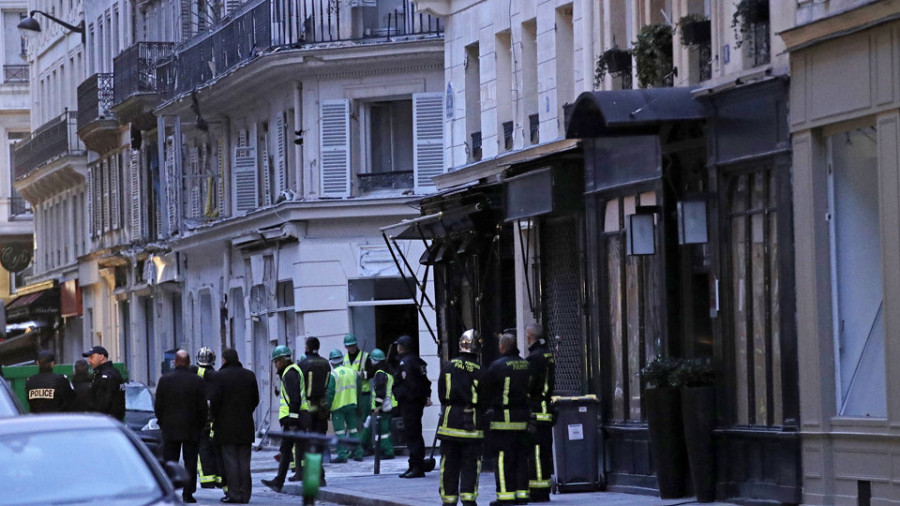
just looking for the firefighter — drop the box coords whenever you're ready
[328,349,364,462]
[25,350,75,413]
[262,345,309,493]
[360,348,395,459]
[195,347,222,490]
[295,337,331,483]
[342,334,373,453]
[483,332,532,506]
[438,330,484,506]
[525,323,556,503]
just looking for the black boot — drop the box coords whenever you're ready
[403,466,426,478]
[261,478,283,493]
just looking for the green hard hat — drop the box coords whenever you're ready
[272,345,292,361]
[370,348,386,362]
[343,334,358,346]
[329,349,344,361]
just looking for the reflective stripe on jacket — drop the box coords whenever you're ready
[278,363,308,420]
[344,350,371,393]
[331,365,358,410]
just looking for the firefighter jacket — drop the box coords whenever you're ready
[483,349,531,431]
[299,352,332,413]
[90,361,125,421]
[330,365,358,410]
[25,371,75,413]
[278,362,308,424]
[437,352,483,440]
[526,340,556,424]
[371,367,394,412]
[343,350,372,394]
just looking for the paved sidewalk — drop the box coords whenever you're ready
[250,446,736,506]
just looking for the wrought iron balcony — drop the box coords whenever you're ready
[77,73,118,153]
[357,170,413,194]
[113,42,174,126]
[13,111,84,180]
[159,0,442,100]
[9,197,31,218]
[3,64,28,83]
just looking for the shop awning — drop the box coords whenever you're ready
[5,288,58,323]
[380,203,483,240]
[565,87,705,138]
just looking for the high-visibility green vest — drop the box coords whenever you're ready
[343,350,371,393]
[330,365,358,410]
[371,369,395,411]
[278,363,308,420]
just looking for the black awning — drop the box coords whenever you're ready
[565,87,705,138]
[5,289,58,323]
[381,203,483,240]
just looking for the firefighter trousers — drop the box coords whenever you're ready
[528,424,553,498]
[490,430,530,504]
[439,438,482,505]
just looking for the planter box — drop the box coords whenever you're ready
[682,386,716,502]
[682,20,711,45]
[644,386,688,498]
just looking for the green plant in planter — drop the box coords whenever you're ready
[594,45,632,89]
[632,23,673,88]
[640,355,681,388]
[671,357,717,387]
[731,0,769,48]
[678,13,710,47]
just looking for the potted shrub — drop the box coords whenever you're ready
[679,13,711,46]
[672,358,717,503]
[632,23,674,88]
[594,45,632,88]
[732,0,769,47]
[641,356,688,498]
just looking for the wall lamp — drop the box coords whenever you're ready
[627,206,660,256]
[18,10,85,42]
[677,196,709,245]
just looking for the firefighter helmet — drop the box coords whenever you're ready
[196,347,216,367]
[459,330,480,354]
[271,345,292,361]
[370,348,386,363]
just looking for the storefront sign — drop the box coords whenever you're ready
[0,244,32,273]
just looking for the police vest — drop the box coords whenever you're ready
[343,351,371,393]
[371,369,395,411]
[330,365,358,410]
[278,363,309,420]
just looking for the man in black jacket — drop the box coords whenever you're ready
[71,359,93,412]
[211,348,259,504]
[155,349,208,503]
[82,345,125,421]
[25,350,74,413]
[393,334,431,479]
[525,323,555,503]
[299,337,332,435]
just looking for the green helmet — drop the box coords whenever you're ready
[370,348,386,363]
[343,334,358,346]
[329,349,344,361]
[271,345,292,361]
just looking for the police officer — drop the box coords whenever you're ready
[195,347,222,490]
[262,345,309,493]
[82,345,125,421]
[483,332,531,506]
[25,350,74,413]
[438,330,484,506]
[393,334,431,478]
[328,349,363,462]
[342,334,373,452]
[360,348,395,459]
[71,359,93,412]
[525,324,555,503]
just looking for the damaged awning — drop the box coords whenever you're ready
[566,87,704,138]
[381,203,483,240]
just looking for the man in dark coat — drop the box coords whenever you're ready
[393,334,432,478]
[71,359,93,412]
[211,348,259,504]
[155,349,208,503]
[299,337,332,435]
[525,323,556,503]
[82,345,125,421]
[25,350,74,413]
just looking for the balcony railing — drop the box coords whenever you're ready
[357,170,413,193]
[3,64,28,83]
[159,0,442,100]
[13,111,83,179]
[113,42,174,106]
[9,197,31,218]
[77,73,115,131]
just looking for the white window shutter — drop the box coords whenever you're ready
[130,149,143,242]
[87,166,94,238]
[110,154,120,230]
[276,112,286,195]
[188,146,201,218]
[217,136,227,217]
[165,136,179,235]
[102,159,111,233]
[260,131,271,206]
[233,144,258,213]
[413,92,444,192]
[320,99,350,197]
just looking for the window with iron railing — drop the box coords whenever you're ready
[529,114,539,145]
[470,131,482,162]
[3,65,28,83]
[502,121,514,151]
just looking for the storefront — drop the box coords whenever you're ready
[0,281,60,366]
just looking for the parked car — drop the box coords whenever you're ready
[0,377,24,417]
[124,381,162,456]
[0,413,188,505]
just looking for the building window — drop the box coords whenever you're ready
[827,126,885,418]
[368,100,413,174]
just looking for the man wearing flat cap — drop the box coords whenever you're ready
[82,345,125,421]
[25,350,75,413]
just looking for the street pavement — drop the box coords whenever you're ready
[191,445,740,505]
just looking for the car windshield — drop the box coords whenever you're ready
[0,383,20,417]
[125,384,154,412]
[0,426,164,505]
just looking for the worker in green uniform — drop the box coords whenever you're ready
[328,349,364,462]
[359,348,395,459]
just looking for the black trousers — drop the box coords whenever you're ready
[275,427,303,484]
[528,424,554,497]
[490,430,529,504]
[162,439,199,497]
[220,443,252,503]
[439,438,482,505]
[402,401,426,468]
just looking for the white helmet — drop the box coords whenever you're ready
[196,347,216,367]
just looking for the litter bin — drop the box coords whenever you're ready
[552,395,600,492]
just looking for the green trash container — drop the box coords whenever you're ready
[552,395,601,492]
[1,362,129,412]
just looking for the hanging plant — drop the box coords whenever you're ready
[593,45,632,88]
[632,23,674,88]
[678,13,711,47]
[732,0,769,47]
